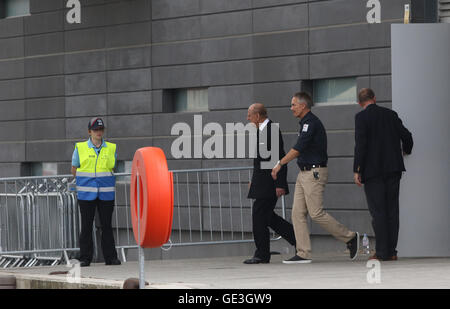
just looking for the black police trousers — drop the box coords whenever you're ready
[364,172,402,259]
[78,199,118,263]
[252,197,296,261]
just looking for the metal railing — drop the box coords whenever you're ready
[0,175,80,268]
[0,166,286,268]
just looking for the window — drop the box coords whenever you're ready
[21,162,57,176]
[114,161,132,173]
[41,163,58,176]
[313,77,357,106]
[123,161,132,173]
[163,88,209,113]
[115,161,125,173]
[114,161,132,182]
[0,0,30,18]
[439,0,450,23]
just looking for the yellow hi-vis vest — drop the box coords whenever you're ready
[75,141,116,201]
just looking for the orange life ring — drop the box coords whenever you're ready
[130,147,173,248]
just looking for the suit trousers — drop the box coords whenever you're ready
[292,168,355,259]
[78,199,118,263]
[252,197,296,261]
[363,173,401,259]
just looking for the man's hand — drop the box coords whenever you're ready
[271,164,281,180]
[276,188,286,197]
[354,173,362,187]
[71,166,77,178]
[271,149,300,180]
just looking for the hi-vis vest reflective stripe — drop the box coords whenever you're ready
[75,141,116,201]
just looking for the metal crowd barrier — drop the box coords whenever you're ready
[0,176,80,268]
[0,167,286,268]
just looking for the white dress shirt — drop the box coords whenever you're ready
[259,118,269,132]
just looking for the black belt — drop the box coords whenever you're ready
[299,163,327,171]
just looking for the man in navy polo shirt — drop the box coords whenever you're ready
[272,92,359,264]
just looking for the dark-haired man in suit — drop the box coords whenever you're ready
[354,88,413,261]
[244,103,296,264]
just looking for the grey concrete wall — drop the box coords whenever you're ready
[0,0,418,257]
[392,24,450,257]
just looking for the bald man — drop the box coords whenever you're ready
[244,103,296,264]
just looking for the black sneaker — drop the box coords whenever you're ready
[347,232,360,260]
[105,259,121,266]
[243,257,270,264]
[80,260,90,267]
[282,255,312,264]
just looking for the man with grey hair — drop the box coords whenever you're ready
[244,103,296,264]
[272,92,359,264]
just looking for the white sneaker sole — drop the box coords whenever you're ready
[282,259,312,264]
[351,232,360,261]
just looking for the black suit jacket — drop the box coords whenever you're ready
[354,104,413,183]
[248,120,289,199]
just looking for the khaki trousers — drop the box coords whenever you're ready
[291,167,355,259]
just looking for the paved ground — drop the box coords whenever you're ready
[2,253,450,289]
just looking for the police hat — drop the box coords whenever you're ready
[88,117,105,130]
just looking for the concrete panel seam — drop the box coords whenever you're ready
[0,19,402,64]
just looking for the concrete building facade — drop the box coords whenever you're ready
[0,0,441,259]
